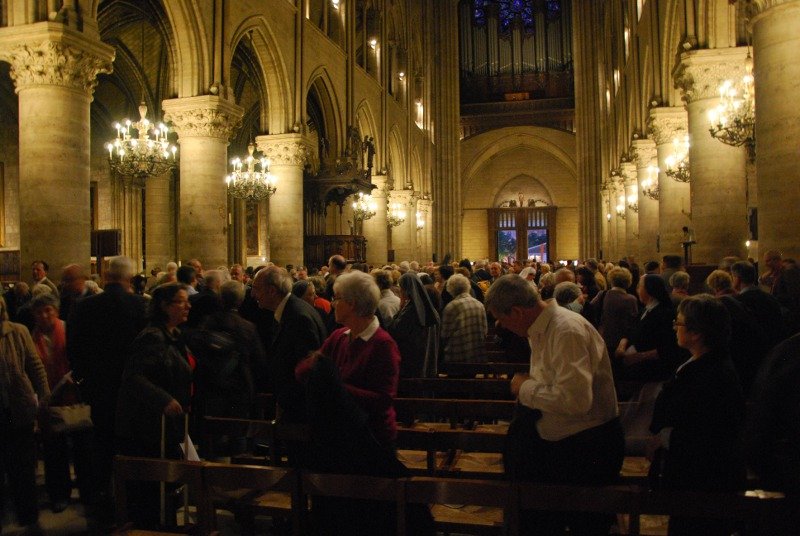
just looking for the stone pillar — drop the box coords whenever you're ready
[416,197,433,263]
[621,162,639,261]
[363,174,388,266]
[752,0,800,260]
[631,139,659,263]
[674,47,749,263]
[0,28,113,280]
[255,133,311,266]
[614,181,627,260]
[163,96,243,269]
[647,107,691,258]
[145,171,175,270]
[388,189,416,264]
[431,0,462,258]
[600,189,611,260]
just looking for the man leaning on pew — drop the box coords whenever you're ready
[485,275,624,535]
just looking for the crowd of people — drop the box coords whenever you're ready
[1,250,799,535]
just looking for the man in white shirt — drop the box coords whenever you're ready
[485,274,624,534]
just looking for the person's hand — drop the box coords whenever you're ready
[645,434,663,462]
[163,399,183,416]
[615,339,628,359]
[510,373,531,397]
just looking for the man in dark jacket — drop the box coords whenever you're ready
[67,256,147,513]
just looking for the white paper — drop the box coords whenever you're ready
[625,345,638,355]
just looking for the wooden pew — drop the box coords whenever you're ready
[113,456,207,534]
[394,397,516,429]
[201,416,310,466]
[396,427,506,479]
[398,378,513,400]
[438,361,529,378]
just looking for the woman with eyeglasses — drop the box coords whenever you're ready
[648,294,746,535]
[116,283,194,528]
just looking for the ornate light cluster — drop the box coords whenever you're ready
[387,202,407,228]
[225,143,276,202]
[106,103,177,179]
[664,135,690,183]
[615,196,627,220]
[627,195,639,213]
[708,52,755,156]
[641,165,660,201]
[352,192,377,222]
[416,211,425,231]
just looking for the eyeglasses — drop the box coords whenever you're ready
[672,320,686,328]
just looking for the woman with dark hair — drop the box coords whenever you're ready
[648,295,745,535]
[616,274,684,382]
[387,273,441,377]
[116,283,193,527]
[294,279,336,333]
[576,266,600,324]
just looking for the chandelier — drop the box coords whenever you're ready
[387,202,407,228]
[664,135,690,183]
[352,192,377,222]
[641,166,660,201]
[627,195,639,213]
[615,196,626,220]
[225,143,277,202]
[416,211,425,231]
[708,52,755,157]
[106,103,177,180]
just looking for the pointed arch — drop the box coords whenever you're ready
[355,99,379,169]
[410,147,423,194]
[387,125,406,189]
[230,16,292,134]
[306,67,344,158]
[161,0,211,97]
[660,0,686,106]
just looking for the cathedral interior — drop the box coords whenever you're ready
[0,0,798,281]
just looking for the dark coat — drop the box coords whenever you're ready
[268,295,327,422]
[649,349,746,493]
[736,287,786,350]
[624,302,685,382]
[66,283,148,432]
[187,289,223,329]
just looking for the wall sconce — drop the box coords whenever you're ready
[606,212,612,222]
[369,38,378,50]
[398,71,405,81]
[331,0,340,9]
[616,196,626,220]
[627,195,639,213]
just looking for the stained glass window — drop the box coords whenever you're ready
[473,0,491,27]
[546,0,561,21]
[499,0,534,34]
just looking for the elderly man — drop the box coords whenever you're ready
[485,275,623,534]
[67,256,147,516]
[59,264,90,322]
[31,260,59,297]
[188,269,225,328]
[251,266,326,422]
[229,263,247,284]
[441,274,488,363]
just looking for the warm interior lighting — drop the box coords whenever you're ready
[369,38,378,50]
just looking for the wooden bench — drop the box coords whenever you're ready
[399,378,513,399]
[201,416,310,466]
[394,397,516,429]
[438,361,529,378]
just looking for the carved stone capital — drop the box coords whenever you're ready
[416,198,432,214]
[647,107,688,146]
[255,133,313,167]
[162,96,244,141]
[749,0,800,14]
[370,174,389,198]
[388,189,416,206]
[630,139,657,169]
[621,162,638,186]
[0,28,114,96]
[673,47,749,103]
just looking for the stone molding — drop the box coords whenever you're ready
[162,95,244,141]
[388,189,416,206]
[2,39,112,96]
[255,133,313,167]
[631,139,657,169]
[750,0,800,13]
[673,47,749,104]
[370,174,389,199]
[621,162,638,186]
[417,198,432,214]
[647,107,688,146]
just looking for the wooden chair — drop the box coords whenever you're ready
[396,428,506,479]
[201,462,301,535]
[201,416,310,466]
[112,456,207,534]
[395,397,516,428]
[404,476,513,535]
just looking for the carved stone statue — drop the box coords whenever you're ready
[363,136,375,173]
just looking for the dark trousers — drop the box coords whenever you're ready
[0,423,39,526]
[505,406,625,535]
[42,428,93,504]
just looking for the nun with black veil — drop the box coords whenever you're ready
[387,272,441,378]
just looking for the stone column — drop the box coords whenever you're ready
[255,133,311,266]
[622,162,639,261]
[163,95,243,269]
[614,181,627,260]
[600,189,611,260]
[647,107,691,258]
[631,139,659,263]
[431,0,462,258]
[0,28,113,280]
[751,0,800,260]
[416,197,433,263]
[363,174,388,266]
[674,47,749,263]
[388,189,416,264]
[145,171,175,270]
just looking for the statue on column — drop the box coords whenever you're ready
[346,126,363,168]
[363,136,375,174]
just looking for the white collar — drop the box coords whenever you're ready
[345,316,380,342]
[274,293,291,323]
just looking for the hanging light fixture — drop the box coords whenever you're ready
[416,211,425,231]
[352,192,377,222]
[641,165,660,201]
[106,22,177,181]
[387,202,407,228]
[225,143,277,202]
[708,50,755,157]
[615,196,627,220]
[626,195,639,213]
[664,135,690,183]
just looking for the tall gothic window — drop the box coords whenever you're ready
[498,0,535,34]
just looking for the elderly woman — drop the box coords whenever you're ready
[387,272,440,377]
[0,296,50,533]
[441,274,488,364]
[553,281,584,313]
[669,271,691,307]
[648,295,745,535]
[592,267,639,359]
[616,274,684,382]
[705,269,736,296]
[30,293,91,512]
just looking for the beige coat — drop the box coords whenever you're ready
[0,320,50,427]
